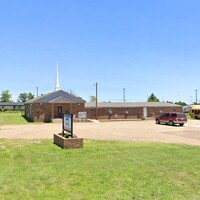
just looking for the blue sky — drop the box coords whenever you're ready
[1,0,200,103]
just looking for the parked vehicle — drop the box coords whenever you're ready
[189,105,200,119]
[155,112,187,126]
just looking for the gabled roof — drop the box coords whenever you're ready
[25,90,85,104]
[85,102,182,108]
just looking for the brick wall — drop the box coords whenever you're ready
[54,134,83,149]
[25,102,85,122]
[25,102,182,122]
[85,106,182,119]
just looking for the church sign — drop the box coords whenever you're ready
[63,113,73,137]
[54,112,83,149]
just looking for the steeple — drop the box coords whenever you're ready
[55,63,61,91]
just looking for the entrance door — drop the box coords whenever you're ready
[57,107,63,118]
[143,107,147,119]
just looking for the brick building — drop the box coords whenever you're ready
[85,102,183,119]
[25,90,183,122]
[0,102,24,111]
[25,90,85,122]
[25,93,182,122]
[25,64,182,122]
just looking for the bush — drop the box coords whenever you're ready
[2,106,11,112]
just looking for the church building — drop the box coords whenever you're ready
[25,64,183,122]
[24,65,85,122]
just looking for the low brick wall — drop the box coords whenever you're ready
[54,134,83,149]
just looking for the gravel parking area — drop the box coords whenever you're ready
[0,120,200,146]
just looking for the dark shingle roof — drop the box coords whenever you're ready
[0,102,24,106]
[25,90,85,104]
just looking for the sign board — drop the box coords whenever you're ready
[78,112,87,119]
[63,113,73,136]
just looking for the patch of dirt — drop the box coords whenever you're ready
[0,120,200,146]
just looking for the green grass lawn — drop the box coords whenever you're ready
[1,139,200,200]
[0,111,29,126]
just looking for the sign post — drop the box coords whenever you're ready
[63,113,73,137]
[54,112,83,149]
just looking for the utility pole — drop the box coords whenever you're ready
[95,82,98,120]
[36,86,38,97]
[123,88,127,102]
[195,89,198,104]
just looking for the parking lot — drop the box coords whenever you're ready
[0,119,200,146]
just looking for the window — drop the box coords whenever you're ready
[171,113,177,117]
[194,110,200,114]
[108,109,112,115]
[177,114,186,118]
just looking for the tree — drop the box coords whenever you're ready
[0,90,12,102]
[77,96,86,102]
[27,92,34,100]
[166,101,173,104]
[18,92,35,103]
[175,101,187,106]
[89,95,96,102]
[18,93,27,103]
[147,93,159,102]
